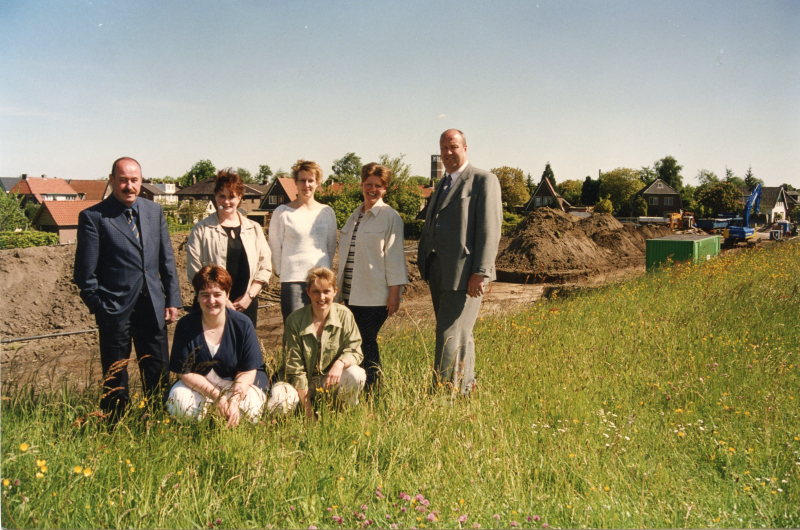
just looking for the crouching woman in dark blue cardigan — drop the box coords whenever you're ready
[167,265,268,426]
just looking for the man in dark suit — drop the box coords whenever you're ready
[74,157,182,417]
[417,130,503,395]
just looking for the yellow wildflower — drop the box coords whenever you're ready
[83,468,93,477]
[20,443,30,452]
[74,466,83,474]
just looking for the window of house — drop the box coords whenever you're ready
[278,196,284,204]
[657,183,663,188]
[269,196,277,205]
[648,197,658,205]
[535,196,542,207]
[664,197,673,206]
[543,197,552,206]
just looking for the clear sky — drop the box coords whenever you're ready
[1,1,798,187]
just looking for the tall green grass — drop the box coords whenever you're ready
[2,242,799,529]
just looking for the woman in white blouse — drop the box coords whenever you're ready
[336,163,408,390]
[268,160,337,322]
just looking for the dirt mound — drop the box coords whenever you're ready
[496,209,671,281]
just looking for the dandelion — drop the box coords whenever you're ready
[40,466,47,473]
[365,431,371,436]
[2,479,9,487]
[36,459,47,468]
[83,468,93,477]
[20,443,30,452]
[604,486,610,491]
[35,472,44,479]
[569,453,575,458]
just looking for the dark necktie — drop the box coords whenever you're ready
[432,174,453,214]
[124,208,140,242]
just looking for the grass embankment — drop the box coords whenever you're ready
[2,242,799,529]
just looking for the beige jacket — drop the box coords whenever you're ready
[186,212,272,291]
[336,199,408,306]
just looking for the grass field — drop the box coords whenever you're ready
[2,241,799,529]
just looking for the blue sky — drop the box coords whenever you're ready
[1,1,798,186]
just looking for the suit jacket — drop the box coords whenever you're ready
[417,162,503,291]
[74,195,183,328]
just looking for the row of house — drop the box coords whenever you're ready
[3,164,797,244]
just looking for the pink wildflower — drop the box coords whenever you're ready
[458,514,468,523]
[427,513,436,522]
[493,514,500,521]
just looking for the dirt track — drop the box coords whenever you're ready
[1,212,667,389]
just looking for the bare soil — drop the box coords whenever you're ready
[0,213,671,389]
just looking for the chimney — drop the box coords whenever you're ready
[192,175,197,185]
[430,154,443,186]
[41,174,47,179]
[22,174,28,180]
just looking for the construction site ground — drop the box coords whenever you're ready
[0,209,784,390]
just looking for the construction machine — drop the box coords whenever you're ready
[723,183,761,246]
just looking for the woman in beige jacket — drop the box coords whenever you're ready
[186,169,272,328]
[336,163,408,390]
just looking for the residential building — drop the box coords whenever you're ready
[258,178,298,211]
[1,177,21,193]
[32,200,101,244]
[746,186,791,224]
[10,175,80,205]
[139,182,178,205]
[639,179,682,217]
[67,179,111,201]
[522,174,570,213]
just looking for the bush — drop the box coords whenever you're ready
[501,211,522,236]
[403,219,425,238]
[593,196,613,214]
[0,230,60,249]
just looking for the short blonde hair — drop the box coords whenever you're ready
[291,159,323,185]
[306,266,336,290]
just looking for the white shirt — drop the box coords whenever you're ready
[445,160,470,188]
[268,204,338,282]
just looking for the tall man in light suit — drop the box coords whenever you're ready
[418,130,503,395]
[75,157,182,418]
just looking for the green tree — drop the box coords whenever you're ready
[743,166,763,188]
[638,166,657,186]
[256,165,274,184]
[177,198,211,224]
[556,179,583,206]
[581,176,601,206]
[0,192,29,231]
[150,176,177,184]
[316,183,362,228]
[697,181,741,216]
[407,176,430,187]
[384,180,423,221]
[491,166,530,210]
[599,168,644,214]
[525,173,536,196]
[23,202,40,222]
[593,195,613,214]
[236,167,255,184]
[696,169,719,187]
[179,159,216,188]
[378,153,412,183]
[724,167,745,188]
[654,155,683,191]
[680,184,700,213]
[630,196,648,217]
[330,153,363,185]
[541,162,556,188]
[779,183,796,192]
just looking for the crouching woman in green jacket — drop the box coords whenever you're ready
[267,267,366,418]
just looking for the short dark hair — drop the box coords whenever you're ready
[192,264,233,294]
[214,168,246,198]
[110,157,141,178]
[361,163,392,187]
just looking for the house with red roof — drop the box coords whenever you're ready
[10,175,80,206]
[67,179,111,201]
[32,200,101,244]
[258,178,298,211]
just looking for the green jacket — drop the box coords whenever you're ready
[284,303,363,391]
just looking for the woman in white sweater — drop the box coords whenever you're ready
[268,160,337,322]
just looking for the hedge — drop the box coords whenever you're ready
[0,231,60,249]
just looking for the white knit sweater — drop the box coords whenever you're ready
[268,204,338,282]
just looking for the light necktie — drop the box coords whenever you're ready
[124,208,140,242]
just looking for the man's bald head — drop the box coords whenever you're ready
[440,129,467,147]
[110,157,141,179]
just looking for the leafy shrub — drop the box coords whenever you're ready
[403,219,424,238]
[593,196,613,214]
[0,230,60,249]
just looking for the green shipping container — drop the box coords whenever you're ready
[646,235,722,270]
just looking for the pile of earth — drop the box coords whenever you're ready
[0,234,428,340]
[496,208,672,282]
